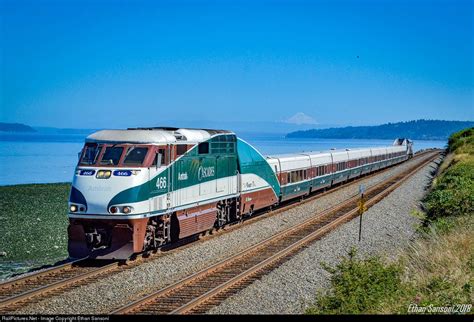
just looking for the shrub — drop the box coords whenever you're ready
[423,159,474,221]
[305,248,404,314]
[447,127,474,154]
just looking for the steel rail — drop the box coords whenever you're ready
[0,260,127,312]
[112,151,439,315]
[0,257,87,291]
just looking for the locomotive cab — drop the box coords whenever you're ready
[69,142,174,258]
[70,143,166,215]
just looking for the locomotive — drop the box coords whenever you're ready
[68,127,413,259]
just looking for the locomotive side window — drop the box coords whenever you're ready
[80,143,101,165]
[123,147,148,165]
[153,148,166,167]
[176,144,187,156]
[198,142,209,154]
[100,147,123,165]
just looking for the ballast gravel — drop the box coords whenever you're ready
[12,153,440,314]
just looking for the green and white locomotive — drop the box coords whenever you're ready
[68,127,412,259]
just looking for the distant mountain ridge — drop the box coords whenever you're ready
[0,121,332,135]
[33,126,98,135]
[286,120,474,140]
[0,122,36,133]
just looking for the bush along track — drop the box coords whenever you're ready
[306,127,473,315]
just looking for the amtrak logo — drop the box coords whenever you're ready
[198,166,215,181]
[87,185,111,192]
[178,172,188,181]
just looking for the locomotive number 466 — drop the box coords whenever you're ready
[156,177,167,189]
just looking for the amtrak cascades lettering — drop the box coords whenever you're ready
[198,166,215,181]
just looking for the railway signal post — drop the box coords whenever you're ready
[358,184,367,242]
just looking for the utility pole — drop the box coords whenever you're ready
[358,184,367,242]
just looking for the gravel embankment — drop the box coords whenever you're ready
[208,155,442,314]
[13,153,439,314]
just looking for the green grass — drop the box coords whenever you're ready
[0,183,70,278]
[306,127,474,315]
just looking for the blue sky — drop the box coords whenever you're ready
[1,0,473,129]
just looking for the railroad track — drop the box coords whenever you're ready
[0,259,128,313]
[0,150,439,314]
[112,151,440,315]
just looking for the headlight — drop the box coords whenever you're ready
[109,205,133,214]
[96,170,112,179]
[70,204,86,213]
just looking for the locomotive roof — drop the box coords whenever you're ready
[86,128,233,144]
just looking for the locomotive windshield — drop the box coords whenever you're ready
[78,144,151,167]
[100,147,123,165]
[123,147,148,165]
[80,143,101,165]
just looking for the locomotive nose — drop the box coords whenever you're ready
[70,166,149,215]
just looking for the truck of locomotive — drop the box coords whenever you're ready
[68,128,412,259]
